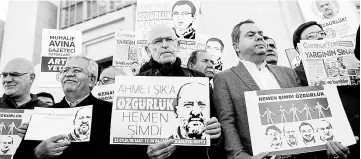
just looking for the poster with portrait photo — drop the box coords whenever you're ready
[110,76,210,146]
[39,29,82,88]
[0,109,33,159]
[245,86,356,156]
[25,106,93,142]
[114,31,143,76]
[298,0,359,39]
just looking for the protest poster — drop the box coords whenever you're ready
[39,29,82,87]
[285,48,302,69]
[110,76,210,146]
[198,34,226,72]
[0,109,33,159]
[114,31,143,76]
[245,86,356,156]
[297,0,359,39]
[92,84,115,102]
[298,38,359,86]
[25,106,93,142]
[135,0,201,67]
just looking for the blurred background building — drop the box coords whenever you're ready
[0,0,359,101]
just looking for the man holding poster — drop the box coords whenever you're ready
[138,24,223,159]
[213,19,301,159]
[14,55,145,159]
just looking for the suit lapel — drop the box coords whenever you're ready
[231,62,260,91]
[266,65,287,88]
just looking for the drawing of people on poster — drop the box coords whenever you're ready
[0,135,13,155]
[265,125,283,150]
[171,0,197,40]
[171,82,207,139]
[283,124,298,147]
[317,120,335,142]
[67,107,92,142]
[299,122,317,145]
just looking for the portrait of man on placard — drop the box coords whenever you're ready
[68,107,92,142]
[171,82,208,139]
[299,122,316,145]
[317,120,335,142]
[171,0,197,40]
[0,135,13,155]
[315,0,340,19]
[265,125,283,150]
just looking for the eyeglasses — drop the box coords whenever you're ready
[304,31,326,40]
[56,67,88,82]
[151,37,176,46]
[172,11,191,16]
[97,77,115,85]
[59,67,86,74]
[1,72,29,78]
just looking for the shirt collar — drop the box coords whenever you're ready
[239,59,267,71]
[65,93,90,107]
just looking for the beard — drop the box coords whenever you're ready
[185,120,204,139]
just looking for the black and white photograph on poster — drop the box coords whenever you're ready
[205,37,224,72]
[170,82,207,140]
[314,0,340,19]
[259,98,331,125]
[171,0,197,40]
[245,86,356,155]
[25,106,93,142]
[110,76,210,146]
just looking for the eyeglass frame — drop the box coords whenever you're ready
[303,30,327,40]
[0,72,32,79]
[97,77,115,85]
[56,67,95,82]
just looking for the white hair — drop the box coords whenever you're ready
[66,55,98,80]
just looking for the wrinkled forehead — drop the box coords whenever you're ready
[265,39,276,45]
[100,68,116,79]
[197,51,212,59]
[239,23,262,36]
[65,58,88,69]
[147,25,177,43]
[206,41,222,48]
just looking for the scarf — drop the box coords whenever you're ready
[149,57,184,76]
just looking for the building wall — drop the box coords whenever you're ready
[0,20,4,58]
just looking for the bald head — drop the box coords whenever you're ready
[147,24,177,44]
[4,58,34,74]
[99,67,126,85]
[2,58,35,99]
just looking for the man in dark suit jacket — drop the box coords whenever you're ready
[213,19,301,159]
[14,55,146,159]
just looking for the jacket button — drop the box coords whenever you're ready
[355,114,359,119]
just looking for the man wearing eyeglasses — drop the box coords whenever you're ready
[292,21,359,159]
[263,36,278,65]
[14,55,145,159]
[138,24,223,159]
[98,66,126,85]
[0,58,48,109]
[172,0,196,40]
